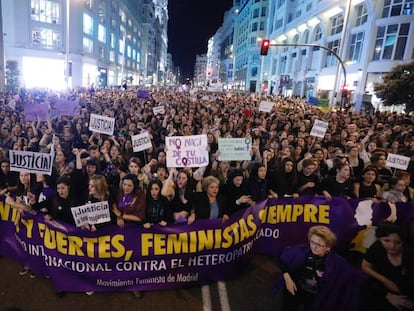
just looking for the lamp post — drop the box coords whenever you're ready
[268,43,346,108]
[64,0,70,89]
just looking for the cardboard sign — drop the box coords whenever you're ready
[386,153,410,170]
[165,135,209,167]
[131,132,152,152]
[152,106,165,115]
[218,138,251,161]
[258,101,274,113]
[71,201,111,227]
[310,119,329,138]
[9,150,53,175]
[89,113,115,135]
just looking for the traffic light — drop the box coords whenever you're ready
[260,39,270,56]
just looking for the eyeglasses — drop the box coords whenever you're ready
[309,240,327,248]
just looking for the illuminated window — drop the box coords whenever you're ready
[109,50,115,62]
[98,24,106,43]
[32,28,60,48]
[127,45,132,58]
[119,39,125,54]
[83,13,93,35]
[110,33,116,49]
[373,23,410,60]
[31,0,60,24]
[83,37,93,54]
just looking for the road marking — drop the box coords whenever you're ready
[217,281,231,311]
[201,285,212,311]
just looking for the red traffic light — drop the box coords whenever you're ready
[260,39,270,56]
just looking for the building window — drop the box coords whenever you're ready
[127,45,132,58]
[98,2,105,23]
[109,50,115,62]
[382,0,414,17]
[110,33,116,49]
[98,46,105,59]
[261,6,267,16]
[119,9,126,24]
[31,0,61,24]
[330,14,343,35]
[314,25,322,41]
[98,24,106,43]
[119,38,125,54]
[325,39,341,67]
[276,18,283,30]
[83,13,93,36]
[373,23,410,60]
[348,32,364,62]
[253,8,259,18]
[306,2,312,11]
[260,21,265,30]
[296,10,302,18]
[32,28,60,48]
[252,22,258,32]
[355,3,368,26]
[303,30,310,43]
[83,37,93,54]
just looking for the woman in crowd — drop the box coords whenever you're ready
[143,179,173,228]
[320,162,355,201]
[245,163,273,205]
[29,171,58,215]
[113,173,146,228]
[276,225,364,311]
[383,177,408,203]
[360,222,414,311]
[225,168,253,215]
[161,168,197,222]
[353,165,382,200]
[188,176,229,224]
[127,157,149,191]
[269,157,299,198]
[296,158,320,196]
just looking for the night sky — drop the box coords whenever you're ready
[167,0,234,80]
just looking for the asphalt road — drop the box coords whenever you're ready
[0,254,282,311]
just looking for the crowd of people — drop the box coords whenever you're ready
[0,86,414,307]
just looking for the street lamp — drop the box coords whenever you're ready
[64,0,70,89]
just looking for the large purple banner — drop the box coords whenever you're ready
[1,196,412,292]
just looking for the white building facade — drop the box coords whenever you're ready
[1,0,172,89]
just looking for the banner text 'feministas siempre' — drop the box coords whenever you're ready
[1,196,411,292]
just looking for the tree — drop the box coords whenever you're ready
[373,61,414,113]
[5,60,19,93]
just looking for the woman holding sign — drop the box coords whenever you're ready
[113,173,146,227]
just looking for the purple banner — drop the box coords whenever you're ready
[56,99,79,116]
[24,102,49,121]
[1,196,412,292]
[137,90,150,99]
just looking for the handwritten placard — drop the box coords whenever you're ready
[152,106,165,115]
[218,138,251,161]
[71,201,111,227]
[258,101,274,113]
[9,150,53,175]
[309,119,329,138]
[386,153,410,170]
[166,135,209,167]
[131,132,152,152]
[89,113,115,135]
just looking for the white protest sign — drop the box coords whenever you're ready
[71,201,111,227]
[165,134,209,167]
[89,113,115,135]
[131,132,152,152]
[218,138,251,161]
[386,153,410,170]
[310,119,329,138]
[258,101,274,113]
[152,106,165,115]
[9,150,53,175]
